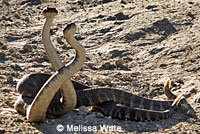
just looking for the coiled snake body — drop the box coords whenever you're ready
[14,8,195,122]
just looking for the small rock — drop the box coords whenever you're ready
[24,17,29,22]
[95,79,104,86]
[7,76,13,83]
[102,62,111,69]
[78,106,90,115]
[14,14,20,19]
[160,63,167,68]
[14,118,23,123]
[43,55,49,61]
[190,88,197,93]
[115,12,129,20]
[10,63,22,71]
[32,45,37,49]
[9,48,15,53]
[107,12,129,21]
[115,59,124,67]
[104,78,111,85]
[146,5,157,10]
[120,0,127,4]
[184,92,191,98]
[188,1,194,4]
[23,44,33,53]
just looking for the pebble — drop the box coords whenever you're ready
[10,63,22,71]
[120,0,127,4]
[43,54,49,61]
[104,78,112,85]
[78,106,90,115]
[101,62,111,69]
[146,5,157,10]
[9,48,15,53]
[14,118,24,123]
[7,76,13,83]
[24,17,29,22]
[115,59,124,67]
[23,44,33,53]
[189,88,197,93]
[32,45,37,49]
[160,63,167,68]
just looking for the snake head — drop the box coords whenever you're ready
[63,23,77,37]
[172,94,195,117]
[43,7,58,17]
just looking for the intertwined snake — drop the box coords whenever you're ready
[14,7,195,122]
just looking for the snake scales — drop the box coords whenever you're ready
[14,7,195,122]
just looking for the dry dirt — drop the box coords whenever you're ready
[0,0,200,134]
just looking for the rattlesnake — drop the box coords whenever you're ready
[14,7,195,122]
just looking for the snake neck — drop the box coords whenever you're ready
[42,17,63,71]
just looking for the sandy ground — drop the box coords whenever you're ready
[0,0,200,133]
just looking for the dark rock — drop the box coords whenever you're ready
[188,1,194,4]
[101,62,111,69]
[160,63,167,68]
[184,92,191,98]
[10,63,22,71]
[146,5,157,10]
[107,12,129,21]
[7,76,13,83]
[23,44,33,53]
[190,88,197,94]
[115,12,129,20]
[121,0,127,4]
[14,118,24,123]
[14,14,20,19]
